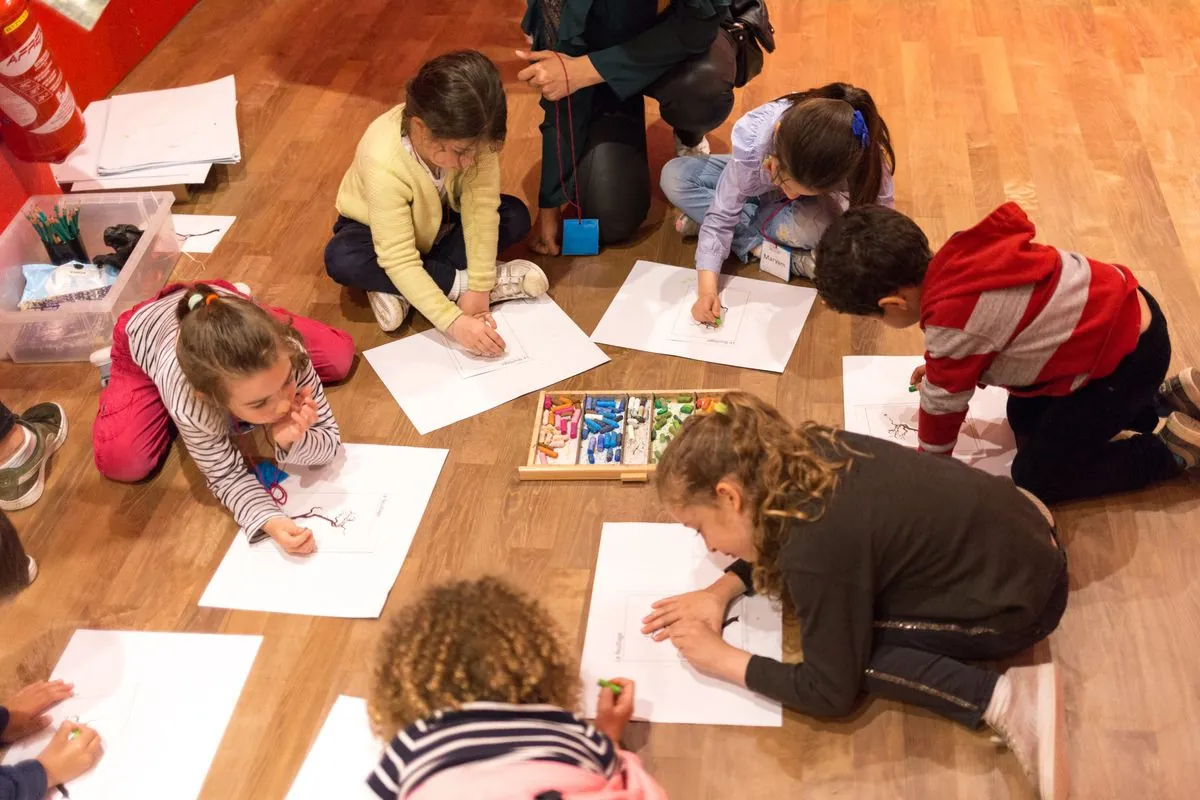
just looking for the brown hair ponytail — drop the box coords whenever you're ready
[175,284,307,405]
[654,392,859,599]
[774,82,895,207]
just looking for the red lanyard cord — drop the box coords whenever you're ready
[551,53,584,221]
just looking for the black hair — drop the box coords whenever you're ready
[775,82,895,207]
[813,205,932,316]
[401,50,507,145]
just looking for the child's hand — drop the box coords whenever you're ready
[910,364,926,389]
[457,290,490,318]
[0,680,73,743]
[448,313,506,357]
[529,208,561,256]
[668,620,751,684]
[270,387,318,450]
[594,678,635,742]
[692,293,723,324]
[38,721,103,787]
[641,590,725,641]
[263,516,316,555]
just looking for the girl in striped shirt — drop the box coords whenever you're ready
[367,577,666,800]
[93,281,355,555]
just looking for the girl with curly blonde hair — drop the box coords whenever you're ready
[367,577,666,800]
[643,392,1071,800]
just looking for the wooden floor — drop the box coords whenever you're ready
[3,0,1200,796]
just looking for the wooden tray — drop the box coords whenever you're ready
[517,389,729,482]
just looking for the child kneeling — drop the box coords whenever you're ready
[646,392,1068,799]
[325,50,546,355]
[814,202,1196,504]
[368,577,665,800]
[93,282,354,556]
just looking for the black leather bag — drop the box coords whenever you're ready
[724,0,776,87]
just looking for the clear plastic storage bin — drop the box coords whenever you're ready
[0,192,179,362]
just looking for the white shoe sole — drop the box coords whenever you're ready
[0,407,69,512]
[368,292,408,332]
[1037,663,1068,800]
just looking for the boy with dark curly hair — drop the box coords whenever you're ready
[367,577,666,799]
[813,202,1200,504]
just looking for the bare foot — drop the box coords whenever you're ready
[529,207,562,256]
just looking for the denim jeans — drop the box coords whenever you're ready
[659,155,842,272]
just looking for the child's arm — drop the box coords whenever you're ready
[362,156,464,331]
[173,406,287,543]
[273,362,341,468]
[0,760,48,799]
[695,157,759,274]
[458,149,502,300]
[741,572,874,717]
[917,328,996,455]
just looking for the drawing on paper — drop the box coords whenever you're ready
[859,403,997,456]
[442,310,531,378]
[667,288,750,345]
[616,595,749,662]
[283,491,385,553]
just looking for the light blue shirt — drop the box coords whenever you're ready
[695,99,896,272]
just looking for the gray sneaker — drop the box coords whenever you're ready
[0,402,68,511]
[368,291,411,332]
[490,260,549,304]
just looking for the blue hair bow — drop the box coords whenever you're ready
[851,110,869,149]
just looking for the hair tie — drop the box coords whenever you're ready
[187,293,205,311]
[851,110,869,149]
[713,401,729,415]
[205,294,219,307]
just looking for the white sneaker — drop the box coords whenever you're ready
[368,292,411,332]
[791,250,816,279]
[674,134,711,158]
[27,555,38,585]
[490,260,549,304]
[89,346,112,388]
[989,663,1068,800]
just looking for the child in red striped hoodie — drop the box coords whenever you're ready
[812,202,1200,504]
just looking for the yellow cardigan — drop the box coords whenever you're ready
[334,104,500,331]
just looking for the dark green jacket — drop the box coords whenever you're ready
[523,0,731,207]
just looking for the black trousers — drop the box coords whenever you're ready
[576,29,737,244]
[1007,288,1181,504]
[865,552,1069,728]
[0,403,12,440]
[323,195,531,295]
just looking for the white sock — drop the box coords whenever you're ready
[982,673,1012,728]
[1,425,35,470]
[446,270,468,302]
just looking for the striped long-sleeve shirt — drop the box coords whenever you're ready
[127,288,342,540]
[368,703,620,799]
[918,203,1142,454]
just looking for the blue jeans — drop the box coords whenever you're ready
[660,155,841,270]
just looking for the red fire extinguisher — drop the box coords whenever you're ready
[0,0,85,163]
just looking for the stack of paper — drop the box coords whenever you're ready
[53,101,212,191]
[54,76,240,188]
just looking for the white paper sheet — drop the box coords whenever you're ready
[287,697,380,799]
[842,355,1017,476]
[98,76,241,175]
[53,101,212,190]
[173,215,236,253]
[666,287,748,345]
[199,444,448,617]
[364,296,609,435]
[580,523,783,727]
[0,630,261,800]
[590,261,818,373]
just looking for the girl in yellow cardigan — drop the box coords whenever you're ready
[325,51,547,355]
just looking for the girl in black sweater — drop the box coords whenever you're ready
[642,392,1068,800]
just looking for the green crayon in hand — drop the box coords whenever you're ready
[597,678,623,696]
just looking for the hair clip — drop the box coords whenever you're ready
[851,110,869,149]
[205,294,219,307]
[713,401,729,415]
[187,293,205,311]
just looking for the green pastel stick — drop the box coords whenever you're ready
[597,678,623,696]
